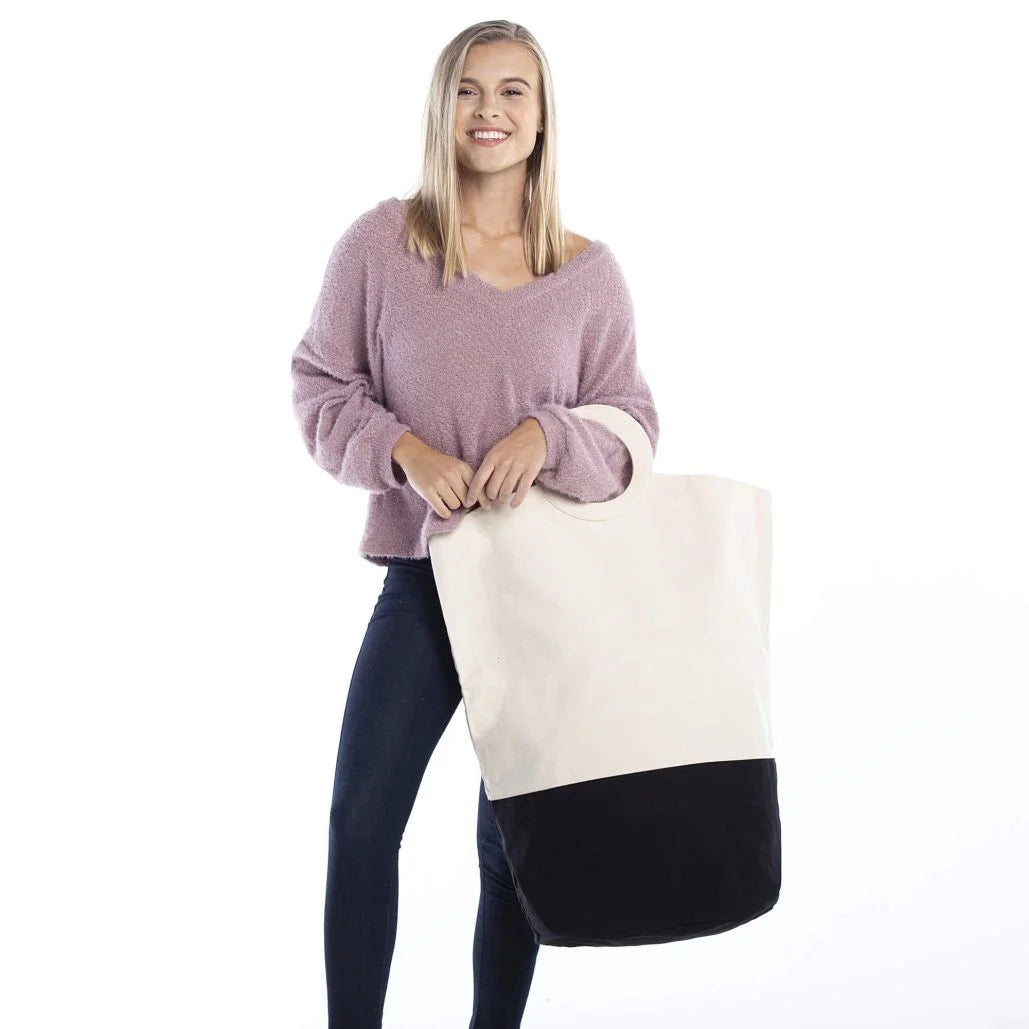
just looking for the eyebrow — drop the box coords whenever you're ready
[459,76,533,90]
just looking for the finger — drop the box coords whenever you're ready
[484,461,514,503]
[459,463,475,507]
[509,468,532,509]
[466,459,492,507]
[439,480,463,513]
[495,464,523,505]
[478,474,497,509]
[450,469,472,509]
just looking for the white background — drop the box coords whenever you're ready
[2,2,1027,1027]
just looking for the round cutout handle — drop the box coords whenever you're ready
[536,404,654,521]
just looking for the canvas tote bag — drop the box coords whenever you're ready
[427,403,781,947]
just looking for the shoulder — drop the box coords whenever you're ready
[328,196,408,283]
[575,237,633,316]
[563,230,592,262]
[561,228,620,280]
[339,196,406,250]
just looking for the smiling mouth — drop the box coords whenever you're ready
[468,131,511,146]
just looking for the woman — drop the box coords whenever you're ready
[290,19,659,1029]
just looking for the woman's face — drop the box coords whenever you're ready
[454,41,542,175]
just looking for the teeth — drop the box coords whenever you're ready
[471,131,509,139]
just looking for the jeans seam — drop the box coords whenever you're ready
[377,863,397,1027]
[472,879,486,1026]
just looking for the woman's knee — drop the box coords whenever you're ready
[476,783,519,896]
[328,778,406,856]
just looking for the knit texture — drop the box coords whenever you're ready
[290,196,660,566]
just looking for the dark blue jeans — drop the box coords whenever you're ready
[324,555,540,1028]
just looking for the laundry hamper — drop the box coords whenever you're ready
[428,404,780,946]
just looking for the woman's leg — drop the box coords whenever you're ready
[470,776,541,1028]
[324,558,462,1029]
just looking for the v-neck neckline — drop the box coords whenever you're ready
[387,196,606,304]
[463,238,605,301]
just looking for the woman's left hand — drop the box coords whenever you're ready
[464,417,547,511]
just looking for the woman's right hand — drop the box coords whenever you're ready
[392,432,489,517]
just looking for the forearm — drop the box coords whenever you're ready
[391,430,429,484]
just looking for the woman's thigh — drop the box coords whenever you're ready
[330,558,464,840]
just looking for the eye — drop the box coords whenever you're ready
[457,88,525,97]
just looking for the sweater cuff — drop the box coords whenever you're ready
[527,407,568,472]
[379,418,413,489]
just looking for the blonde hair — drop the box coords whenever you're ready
[400,20,569,287]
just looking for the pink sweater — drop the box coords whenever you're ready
[290,196,660,567]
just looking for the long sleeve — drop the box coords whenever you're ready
[527,251,659,502]
[290,208,413,492]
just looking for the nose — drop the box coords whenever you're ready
[474,100,502,120]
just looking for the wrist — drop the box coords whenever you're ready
[391,430,423,468]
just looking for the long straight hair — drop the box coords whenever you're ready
[400,20,569,287]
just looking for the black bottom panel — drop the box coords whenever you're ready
[490,758,782,947]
